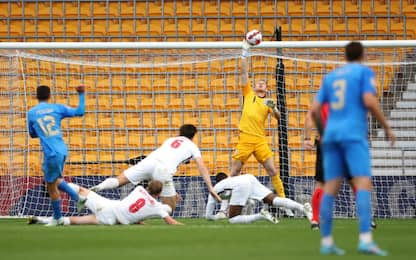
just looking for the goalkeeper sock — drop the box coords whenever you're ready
[271,175,286,198]
[356,190,372,240]
[272,197,303,212]
[96,177,119,191]
[229,214,263,224]
[320,193,334,238]
[58,180,79,201]
[51,199,62,220]
[311,187,323,223]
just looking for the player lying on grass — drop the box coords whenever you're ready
[304,105,377,231]
[311,41,395,256]
[228,35,293,217]
[205,173,312,224]
[28,180,182,226]
[27,85,86,226]
[91,124,221,211]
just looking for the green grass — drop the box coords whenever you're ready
[0,218,414,260]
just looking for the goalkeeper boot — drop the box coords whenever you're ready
[260,209,279,224]
[27,216,38,225]
[358,241,388,256]
[303,203,313,222]
[45,217,64,227]
[320,244,346,256]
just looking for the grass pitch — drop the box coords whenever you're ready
[0,218,414,260]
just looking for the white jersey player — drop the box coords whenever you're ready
[206,173,313,224]
[28,181,182,226]
[91,124,221,210]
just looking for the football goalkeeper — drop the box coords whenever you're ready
[228,40,288,205]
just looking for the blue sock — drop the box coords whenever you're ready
[320,193,334,238]
[51,199,62,220]
[356,190,372,234]
[58,180,79,201]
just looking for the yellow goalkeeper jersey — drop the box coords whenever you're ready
[239,82,272,138]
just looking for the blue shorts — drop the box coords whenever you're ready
[322,140,371,181]
[42,153,66,183]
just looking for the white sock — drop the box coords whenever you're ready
[272,197,303,212]
[96,178,119,191]
[359,232,373,243]
[67,183,80,193]
[229,214,263,224]
[63,217,71,226]
[219,199,229,212]
[321,236,334,247]
[37,216,52,224]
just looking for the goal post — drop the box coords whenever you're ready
[1,40,415,218]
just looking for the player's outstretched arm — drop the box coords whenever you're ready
[303,109,315,149]
[240,40,251,96]
[363,93,396,146]
[311,100,324,137]
[163,215,183,225]
[194,157,222,202]
[74,85,86,116]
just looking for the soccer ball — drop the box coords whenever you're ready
[245,30,262,46]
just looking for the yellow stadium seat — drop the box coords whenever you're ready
[148,5,162,16]
[9,20,24,36]
[229,2,245,16]
[98,133,113,148]
[4,2,22,17]
[64,20,79,36]
[288,2,313,16]
[403,2,416,16]
[220,22,245,35]
[260,1,285,16]
[175,2,190,16]
[63,2,79,17]
[246,2,260,16]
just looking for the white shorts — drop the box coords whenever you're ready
[123,158,176,197]
[229,175,272,206]
[85,191,118,225]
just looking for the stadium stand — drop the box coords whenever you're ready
[1,0,415,178]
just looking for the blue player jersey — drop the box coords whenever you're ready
[316,63,377,143]
[27,93,85,157]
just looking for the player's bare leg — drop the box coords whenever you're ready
[262,158,294,216]
[229,159,243,176]
[160,196,177,212]
[91,173,130,192]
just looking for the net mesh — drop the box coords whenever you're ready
[1,46,415,218]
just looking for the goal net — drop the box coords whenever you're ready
[1,42,415,218]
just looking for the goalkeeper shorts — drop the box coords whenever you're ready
[232,133,273,164]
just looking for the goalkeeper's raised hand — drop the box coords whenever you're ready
[264,99,281,120]
[241,40,251,58]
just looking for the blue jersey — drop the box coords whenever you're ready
[316,63,376,143]
[27,94,85,157]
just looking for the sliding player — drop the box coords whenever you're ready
[206,173,312,224]
[27,85,86,226]
[227,37,291,216]
[304,106,377,230]
[311,42,395,255]
[28,180,182,226]
[91,124,221,210]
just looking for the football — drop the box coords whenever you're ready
[246,30,262,45]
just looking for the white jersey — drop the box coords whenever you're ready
[205,174,272,219]
[146,136,202,172]
[114,186,169,225]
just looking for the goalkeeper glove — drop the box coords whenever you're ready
[264,99,280,114]
[241,40,251,58]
